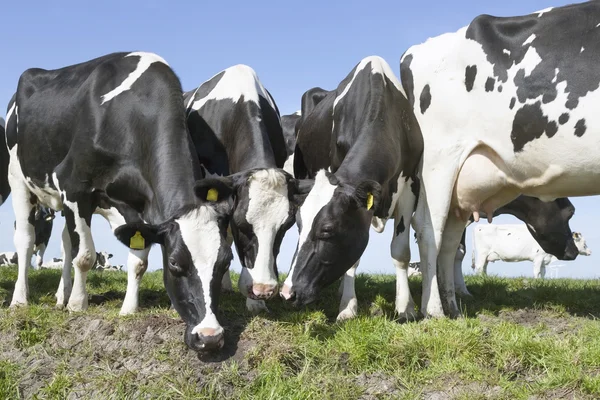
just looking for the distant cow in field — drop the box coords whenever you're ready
[280,111,301,176]
[472,224,591,278]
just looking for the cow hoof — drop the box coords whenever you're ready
[9,299,27,309]
[67,296,89,312]
[119,306,138,316]
[246,298,269,315]
[396,309,418,322]
[336,308,357,321]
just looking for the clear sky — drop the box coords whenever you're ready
[0,0,597,280]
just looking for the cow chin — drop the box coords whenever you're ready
[561,240,579,261]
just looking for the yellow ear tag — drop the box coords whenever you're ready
[366,192,374,211]
[130,231,145,250]
[207,188,219,202]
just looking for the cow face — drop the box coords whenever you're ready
[207,168,313,301]
[114,178,234,352]
[281,170,380,307]
[520,197,580,260]
[573,232,592,256]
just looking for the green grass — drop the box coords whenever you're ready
[1,267,600,399]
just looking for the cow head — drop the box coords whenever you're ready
[502,197,580,260]
[204,168,313,301]
[114,177,235,352]
[34,206,55,222]
[281,169,380,307]
[572,232,592,256]
[94,251,114,269]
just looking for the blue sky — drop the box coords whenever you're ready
[1,0,597,279]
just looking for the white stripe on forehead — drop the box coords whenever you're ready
[284,169,337,288]
[245,170,290,284]
[176,207,223,333]
[190,64,277,113]
[101,52,169,105]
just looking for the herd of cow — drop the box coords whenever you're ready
[0,2,599,352]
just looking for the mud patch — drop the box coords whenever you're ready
[479,308,582,335]
[354,372,405,399]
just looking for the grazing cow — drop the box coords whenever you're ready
[280,56,424,321]
[0,252,17,266]
[4,51,236,351]
[281,111,301,176]
[400,2,596,318]
[472,224,591,278]
[28,205,55,268]
[40,251,115,270]
[452,196,578,296]
[182,65,310,314]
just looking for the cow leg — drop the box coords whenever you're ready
[337,260,359,321]
[55,225,73,308]
[9,180,36,308]
[221,226,234,293]
[438,214,467,318]
[454,235,472,297]
[533,256,546,278]
[63,200,96,312]
[412,195,445,318]
[120,248,150,315]
[34,243,46,269]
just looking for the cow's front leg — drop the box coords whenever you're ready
[9,177,36,308]
[337,260,359,321]
[63,199,96,312]
[120,248,150,315]
[221,226,234,292]
[34,243,46,269]
[55,225,73,308]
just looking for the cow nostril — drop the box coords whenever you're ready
[280,284,295,301]
[192,327,225,352]
[252,283,278,299]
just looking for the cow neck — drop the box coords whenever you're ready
[229,148,276,173]
[333,139,398,189]
[144,135,204,224]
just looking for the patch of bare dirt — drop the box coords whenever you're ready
[0,312,257,399]
[354,372,405,399]
[422,378,502,400]
[478,308,581,335]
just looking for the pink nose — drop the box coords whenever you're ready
[280,284,294,300]
[251,283,278,299]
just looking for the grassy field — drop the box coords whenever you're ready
[1,267,600,399]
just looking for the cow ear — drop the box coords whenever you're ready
[194,177,236,204]
[354,180,382,211]
[292,178,314,207]
[114,223,163,249]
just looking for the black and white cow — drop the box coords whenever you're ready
[182,64,310,314]
[27,205,55,268]
[280,111,301,176]
[4,51,236,351]
[280,56,424,319]
[400,2,596,318]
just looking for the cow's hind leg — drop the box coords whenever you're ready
[337,260,360,321]
[55,225,73,308]
[63,198,96,312]
[454,234,472,297]
[438,213,468,318]
[120,248,150,315]
[533,256,546,279]
[9,178,36,308]
[392,215,417,321]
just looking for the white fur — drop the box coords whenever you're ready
[472,224,591,278]
[239,170,290,294]
[177,207,223,336]
[120,248,150,315]
[337,262,359,321]
[283,169,336,290]
[523,34,536,46]
[536,7,553,17]
[101,52,169,105]
[189,64,277,115]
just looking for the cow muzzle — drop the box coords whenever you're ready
[185,326,224,352]
[250,283,278,300]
